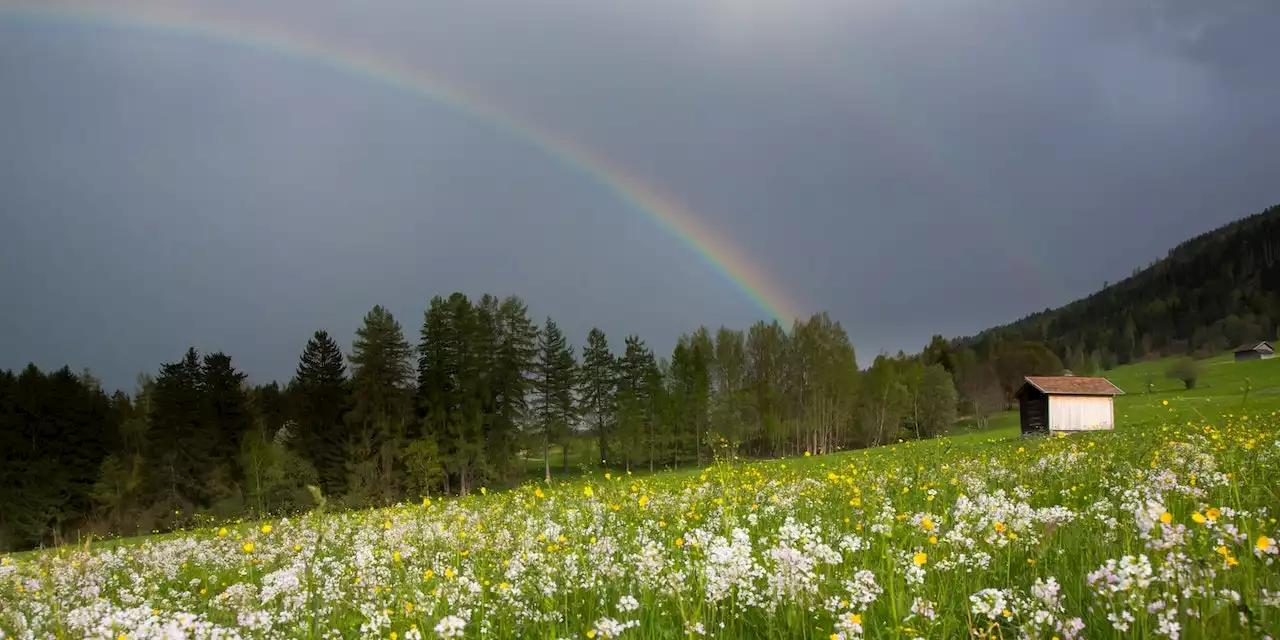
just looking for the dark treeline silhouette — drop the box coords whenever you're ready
[2,204,1278,551]
[959,204,1280,367]
[1,300,955,551]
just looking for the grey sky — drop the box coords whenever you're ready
[2,0,1278,391]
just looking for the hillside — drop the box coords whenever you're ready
[4,396,1278,638]
[959,204,1280,366]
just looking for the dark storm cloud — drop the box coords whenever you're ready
[1,0,1278,389]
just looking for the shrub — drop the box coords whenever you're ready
[1164,357,1205,390]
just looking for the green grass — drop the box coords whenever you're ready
[4,398,1278,638]
[949,352,1280,443]
[4,352,1279,638]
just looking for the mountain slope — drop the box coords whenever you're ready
[960,204,1280,366]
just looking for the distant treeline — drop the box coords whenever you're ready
[2,204,1278,551]
[1,299,965,551]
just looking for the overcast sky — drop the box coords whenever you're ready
[2,0,1278,391]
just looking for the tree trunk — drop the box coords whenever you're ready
[695,414,702,466]
[543,432,551,484]
[598,419,607,465]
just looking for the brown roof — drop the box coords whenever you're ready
[1022,376,1124,396]
[1234,341,1273,353]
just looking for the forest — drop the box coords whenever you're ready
[1,204,1278,551]
[963,204,1280,365]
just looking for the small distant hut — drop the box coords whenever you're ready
[1016,376,1124,437]
[1234,341,1274,362]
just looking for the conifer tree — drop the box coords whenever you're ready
[347,305,413,502]
[292,330,349,495]
[533,318,575,481]
[579,327,616,465]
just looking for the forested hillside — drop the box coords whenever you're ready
[961,204,1280,365]
[2,204,1277,552]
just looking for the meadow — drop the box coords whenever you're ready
[3,356,1280,639]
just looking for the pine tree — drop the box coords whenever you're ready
[148,347,207,512]
[615,336,659,471]
[452,294,490,494]
[200,351,252,501]
[0,365,115,549]
[533,318,575,481]
[347,305,413,503]
[579,327,616,465]
[417,294,491,495]
[292,330,349,495]
[479,296,535,484]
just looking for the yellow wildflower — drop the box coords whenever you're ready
[260,524,272,534]
[921,517,934,531]
[1206,508,1221,521]
[583,486,594,497]
[586,631,597,639]
[1160,512,1172,524]
[1259,536,1273,552]
[242,542,254,554]
[912,552,927,567]
[675,538,685,547]
[217,527,227,537]
[1192,512,1207,524]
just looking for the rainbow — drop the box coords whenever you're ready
[0,2,806,325]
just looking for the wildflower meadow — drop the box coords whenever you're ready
[2,405,1279,639]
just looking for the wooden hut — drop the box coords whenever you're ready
[1016,376,1124,436]
[1234,341,1274,362]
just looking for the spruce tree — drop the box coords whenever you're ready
[579,327,616,465]
[491,296,537,482]
[148,347,207,511]
[293,330,349,495]
[533,318,575,481]
[200,351,251,500]
[347,305,413,502]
